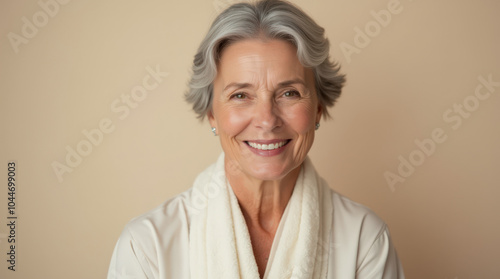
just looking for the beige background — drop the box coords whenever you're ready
[1,0,499,278]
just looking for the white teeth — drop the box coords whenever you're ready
[248,141,288,150]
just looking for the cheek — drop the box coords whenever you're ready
[217,107,250,137]
[283,104,317,133]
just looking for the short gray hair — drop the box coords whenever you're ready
[185,0,345,120]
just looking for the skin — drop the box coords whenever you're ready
[208,38,322,277]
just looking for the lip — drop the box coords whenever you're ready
[244,139,291,156]
[246,139,289,144]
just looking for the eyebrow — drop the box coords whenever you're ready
[277,78,306,87]
[223,82,253,92]
[223,78,306,92]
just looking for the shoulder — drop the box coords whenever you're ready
[123,189,195,244]
[326,188,388,258]
[328,189,386,236]
[325,189,405,277]
[109,189,196,278]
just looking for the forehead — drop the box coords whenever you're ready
[216,39,307,81]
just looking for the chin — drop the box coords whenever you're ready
[245,163,296,182]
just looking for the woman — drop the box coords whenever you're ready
[108,0,405,278]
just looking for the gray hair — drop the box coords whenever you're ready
[185,0,345,120]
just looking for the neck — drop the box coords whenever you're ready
[226,163,301,234]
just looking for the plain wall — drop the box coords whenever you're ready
[1,0,499,278]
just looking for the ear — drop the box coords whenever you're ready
[316,103,323,123]
[207,109,216,129]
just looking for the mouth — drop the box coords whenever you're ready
[244,139,291,151]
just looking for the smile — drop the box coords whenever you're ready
[245,140,290,151]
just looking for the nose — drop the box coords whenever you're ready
[253,98,282,131]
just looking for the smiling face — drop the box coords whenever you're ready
[209,39,322,182]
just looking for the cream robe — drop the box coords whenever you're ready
[108,154,405,278]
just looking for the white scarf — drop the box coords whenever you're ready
[189,154,333,279]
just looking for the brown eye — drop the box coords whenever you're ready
[284,90,300,97]
[231,93,246,99]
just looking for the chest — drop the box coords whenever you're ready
[248,228,275,277]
